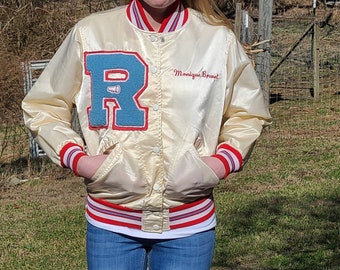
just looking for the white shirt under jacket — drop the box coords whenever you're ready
[22,3,272,237]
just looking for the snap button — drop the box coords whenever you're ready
[152,104,159,111]
[152,146,160,153]
[153,224,160,230]
[150,66,158,74]
[153,183,160,191]
[150,35,157,42]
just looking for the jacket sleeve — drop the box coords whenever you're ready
[213,33,272,176]
[22,26,86,166]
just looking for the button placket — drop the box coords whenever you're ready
[141,33,164,231]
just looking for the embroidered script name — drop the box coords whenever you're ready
[174,69,220,80]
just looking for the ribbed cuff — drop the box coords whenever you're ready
[60,142,87,175]
[212,144,243,178]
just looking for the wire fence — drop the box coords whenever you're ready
[270,14,340,138]
[1,7,339,180]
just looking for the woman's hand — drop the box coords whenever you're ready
[201,156,226,179]
[76,154,108,179]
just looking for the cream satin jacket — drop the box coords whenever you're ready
[22,6,271,224]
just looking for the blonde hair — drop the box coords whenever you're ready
[182,0,234,30]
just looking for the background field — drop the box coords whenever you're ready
[0,1,339,269]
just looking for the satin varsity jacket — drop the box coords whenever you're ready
[22,3,271,234]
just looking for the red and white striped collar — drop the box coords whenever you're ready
[126,0,188,33]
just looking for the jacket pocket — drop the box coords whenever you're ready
[166,144,219,200]
[89,142,123,183]
[85,143,148,201]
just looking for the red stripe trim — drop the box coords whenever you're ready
[87,196,214,231]
[218,143,243,163]
[182,7,189,25]
[170,197,209,212]
[128,0,187,33]
[86,208,141,230]
[214,143,243,177]
[170,206,215,230]
[170,199,213,221]
[73,152,87,176]
[89,195,142,213]
[87,199,141,221]
[60,142,84,168]
[126,1,132,21]
[212,154,230,178]
[89,195,211,214]
[135,0,154,31]
[158,0,181,33]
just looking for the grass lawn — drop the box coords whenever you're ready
[213,132,339,269]
[1,92,339,269]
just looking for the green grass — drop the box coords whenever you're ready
[214,188,339,269]
[1,206,86,269]
[213,136,340,269]
[1,91,340,270]
[1,90,340,269]
[0,177,88,269]
[1,99,339,269]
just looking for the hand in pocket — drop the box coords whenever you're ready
[77,155,108,179]
[201,156,226,179]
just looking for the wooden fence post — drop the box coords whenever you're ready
[312,0,320,100]
[312,21,320,100]
[234,2,242,40]
[256,0,273,108]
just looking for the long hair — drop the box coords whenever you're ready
[182,0,234,30]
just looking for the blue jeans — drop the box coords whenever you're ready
[86,222,215,270]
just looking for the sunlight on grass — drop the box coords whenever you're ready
[0,203,86,269]
[213,177,339,269]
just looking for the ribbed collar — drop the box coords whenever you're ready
[126,0,188,33]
